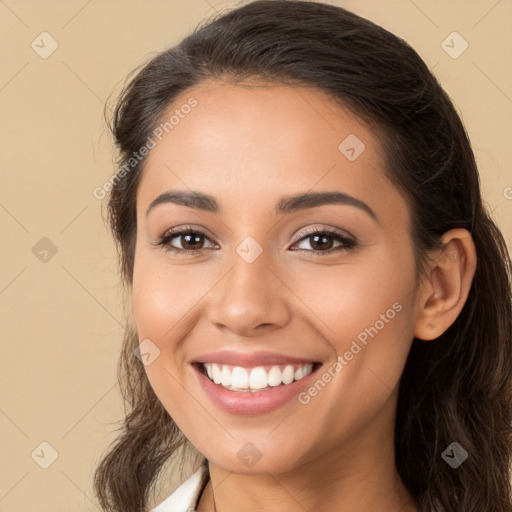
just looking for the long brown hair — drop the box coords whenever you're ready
[94,1,512,510]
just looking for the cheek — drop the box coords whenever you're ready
[131,253,204,429]
[307,244,417,390]
[301,245,416,341]
[132,252,208,340]
[287,251,417,446]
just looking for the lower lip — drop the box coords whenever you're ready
[193,363,321,416]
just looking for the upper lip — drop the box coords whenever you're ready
[191,350,319,367]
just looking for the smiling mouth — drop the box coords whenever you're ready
[195,361,322,392]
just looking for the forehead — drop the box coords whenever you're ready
[136,81,404,223]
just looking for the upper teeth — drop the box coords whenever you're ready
[203,362,314,391]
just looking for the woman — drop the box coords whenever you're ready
[94,1,512,511]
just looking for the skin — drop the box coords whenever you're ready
[132,80,477,512]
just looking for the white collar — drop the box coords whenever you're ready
[150,462,209,512]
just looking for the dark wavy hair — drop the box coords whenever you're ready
[94,1,512,511]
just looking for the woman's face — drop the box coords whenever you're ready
[133,81,422,474]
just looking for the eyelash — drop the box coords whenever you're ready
[153,225,357,257]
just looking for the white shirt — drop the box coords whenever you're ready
[150,463,209,512]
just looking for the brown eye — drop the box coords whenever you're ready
[290,228,356,255]
[155,228,217,255]
[175,232,206,251]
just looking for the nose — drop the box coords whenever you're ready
[207,247,291,337]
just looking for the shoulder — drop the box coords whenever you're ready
[150,463,209,512]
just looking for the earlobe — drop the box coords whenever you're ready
[414,229,477,341]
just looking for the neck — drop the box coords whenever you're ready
[202,461,416,512]
[197,393,418,512]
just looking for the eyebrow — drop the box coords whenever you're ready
[145,189,378,222]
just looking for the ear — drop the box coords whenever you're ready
[414,228,477,341]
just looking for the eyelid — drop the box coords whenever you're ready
[290,224,355,244]
[158,224,218,242]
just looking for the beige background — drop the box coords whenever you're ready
[1,0,511,510]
